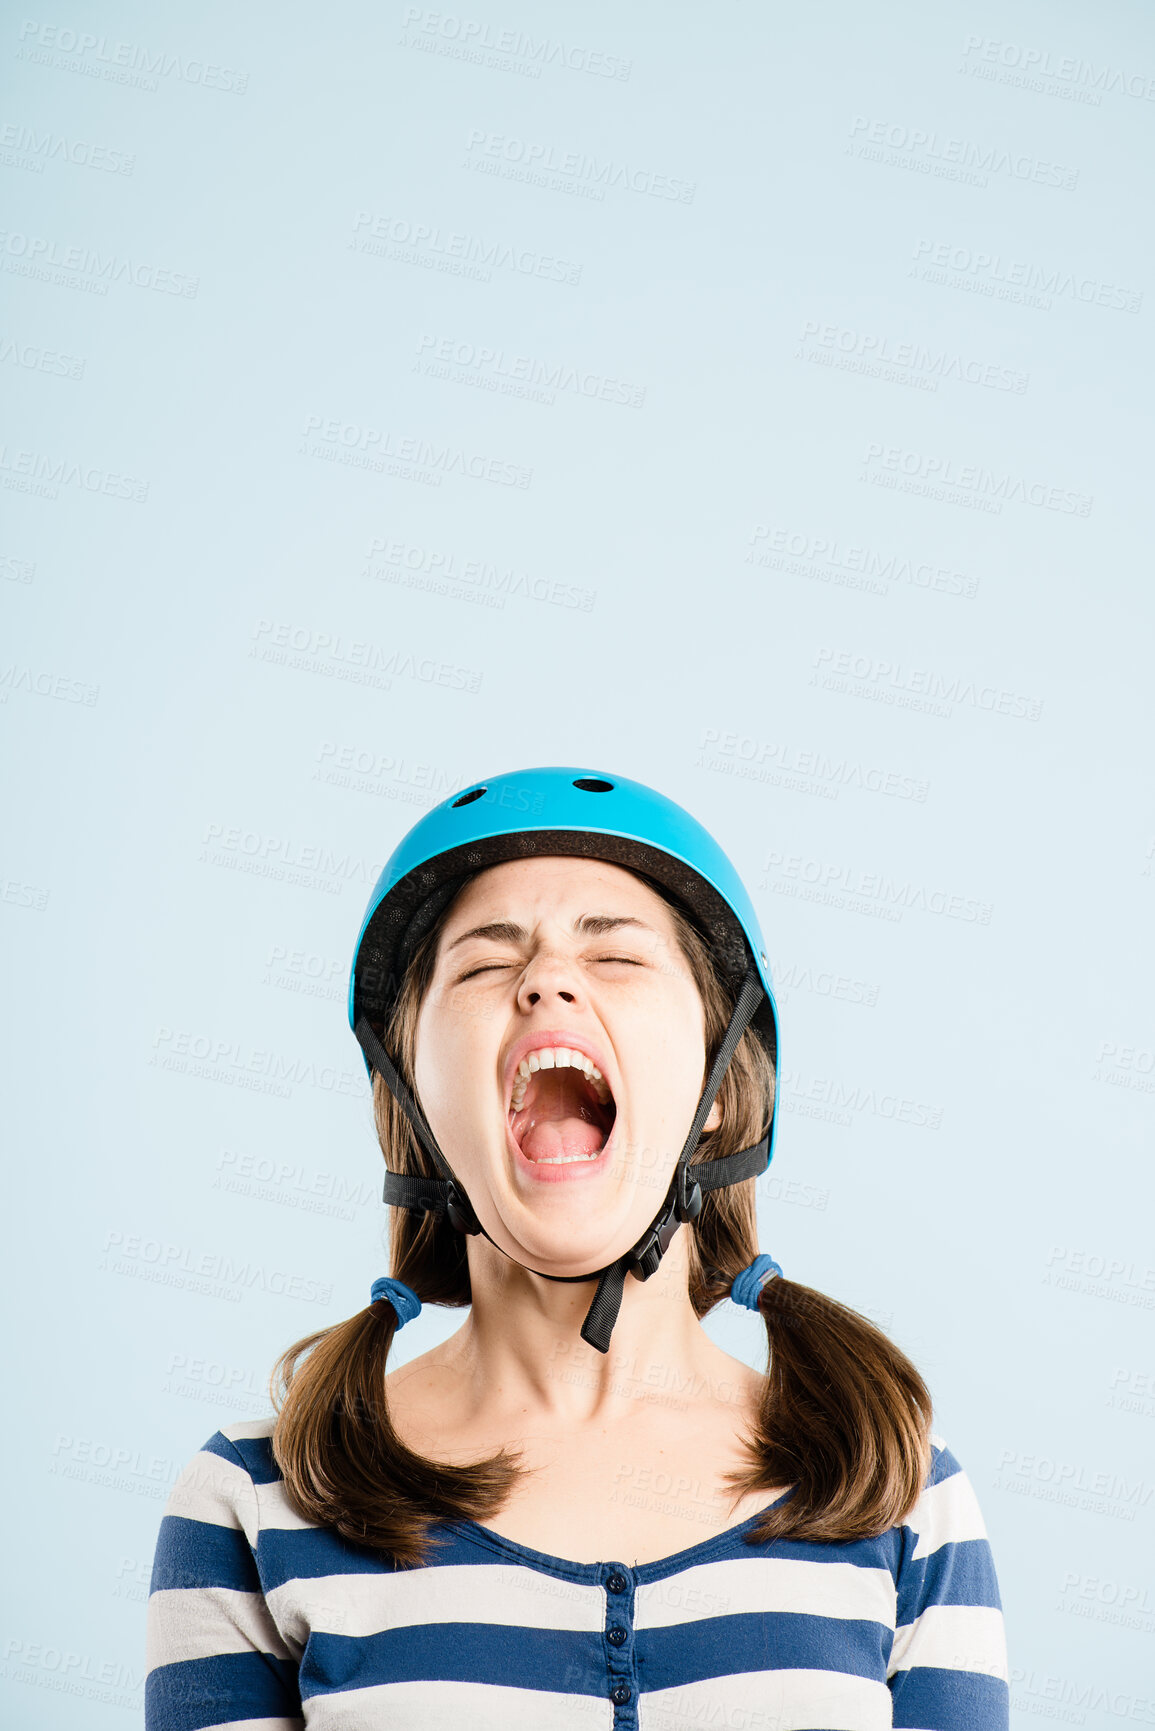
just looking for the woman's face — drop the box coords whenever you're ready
[411,855,722,1275]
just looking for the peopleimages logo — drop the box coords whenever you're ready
[415,333,645,408]
[3,1631,143,1713]
[697,729,928,804]
[365,537,596,612]
[463,130,696,202]
[15,19,249,92]
[0,443,148,501]
[959,34,1155,102]
[0,121,135,175]
[399,9,632,80]
[0,227,199,296]
[813,646,1044,721]
[351,210,582,285]
[0,334,86,378]
[150,1024,364,1100]
[746,525,978,601]
[100,1229,333,1304]
[911,238,1142,313]
[249,618,484,695]
[995,1448,1153,1521]
[849,115,1079,189]
[200,816,386,889]
[796,321,1028,394]
[300,414,531,490]
[0,662,99,704]
[861,442,1092,516]
[761,850,993,925]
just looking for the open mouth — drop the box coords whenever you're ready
[508,1051,617,1167]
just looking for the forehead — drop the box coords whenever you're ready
[442,854,675,929]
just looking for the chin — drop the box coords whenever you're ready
[488,1185,649,1281]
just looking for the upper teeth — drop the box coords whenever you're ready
[509,1048,612,1112]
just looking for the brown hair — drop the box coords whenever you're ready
[270,867,933,1565]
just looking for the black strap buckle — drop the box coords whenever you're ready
[627,1127,767,1284]
[446,1182,482,1236]
[675,1163,703,1223]
[629,1187,683,1282]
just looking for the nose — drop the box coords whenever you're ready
[516,949,580,1009]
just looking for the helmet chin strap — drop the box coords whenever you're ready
[353,962,771,1353]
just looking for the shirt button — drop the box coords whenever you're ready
[607,1572,628,1593]
[607,1625,627,1646]
[611,1683,632,1705]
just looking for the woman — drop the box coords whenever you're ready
[146,765,1009,1729]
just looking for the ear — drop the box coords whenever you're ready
[703,1098,722,1133]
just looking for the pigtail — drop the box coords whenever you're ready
[269,1292,519,1568]
[722,1274,933,1543]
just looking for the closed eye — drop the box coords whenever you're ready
[457,954,642,981]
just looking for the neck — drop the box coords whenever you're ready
[444,1230,739,1424]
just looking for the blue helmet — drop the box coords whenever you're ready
[349,765,781,1352]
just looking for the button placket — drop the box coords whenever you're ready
[602,1563,638,1727]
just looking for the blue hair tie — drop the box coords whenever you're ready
[369,1276,422,1328]
[731,1253,784,1310]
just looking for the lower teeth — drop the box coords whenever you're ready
[533,1151,601,1165]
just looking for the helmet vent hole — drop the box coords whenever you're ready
[573,777,614,793]
[452,787,487,808]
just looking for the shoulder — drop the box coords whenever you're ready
[885,1434,1009,1706]
[900,1431,995,1559]
[161,1415,282,1543]
[147,1418,304,1715]
[179,1413,279,1475]
[215,1414,281,1478]
[889,1431,1004,1619]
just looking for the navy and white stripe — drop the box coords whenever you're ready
[146,1417,1008,1729]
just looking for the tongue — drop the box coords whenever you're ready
[518,1114,605,1163]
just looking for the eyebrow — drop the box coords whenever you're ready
[445,913,656,953]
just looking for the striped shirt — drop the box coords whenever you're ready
[146,1415,1009,1729]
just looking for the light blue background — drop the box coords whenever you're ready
[3,1,1153,1723]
